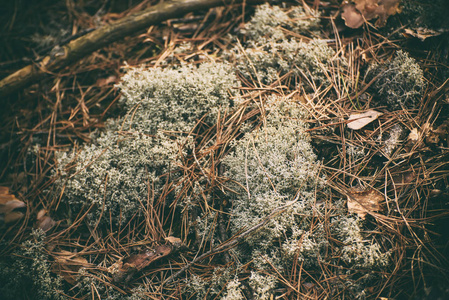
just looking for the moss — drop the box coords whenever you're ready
[331,216,391,269]
[220,97,326,293]
[43,4,397,299]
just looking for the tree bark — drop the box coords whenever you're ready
[0,0,260,97]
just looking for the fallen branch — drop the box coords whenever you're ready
[0,0,259,97]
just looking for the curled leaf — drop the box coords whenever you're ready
[408,128,420,142]
[165,236,182,247]
[112,244,173,283]
[341,3,364,29]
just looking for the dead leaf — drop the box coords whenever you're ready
[165,236,182,247]
[403,28,445,41]
[346,188,384,219]
[112,244,173,283]
[0,186,9,194]
[96,75,117,87]
[36,209,56,232]
[341,0,401,29]
[341,4,364,29]
[347,110,382,130]
[408,128,419,142]
[52,251,89,284]
[0,187,26,224]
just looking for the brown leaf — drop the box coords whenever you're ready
[341,0,401,29]
[165,236,182,247]
[0,186,9,194]
[403,28,443,41]
[96,75,117,87]
[347,110,382,130]
[0,187,26,224]
[346,188,384,219]
[3,211,25,224]
[112,244,173,283]
[341,4,364,29]
[36,209,56,232]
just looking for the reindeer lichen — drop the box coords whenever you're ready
[366,50,424,109]
[0,229,64,300]
[242,3,320,41]
[53,62,239,227]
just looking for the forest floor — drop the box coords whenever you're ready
[0,0,448,299]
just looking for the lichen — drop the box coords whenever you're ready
[0,229,64,300]
[365,50,424,109]
[231,38,338,88]
[242,3,320,41]
[52,62,239,227]
[332,216,391,269]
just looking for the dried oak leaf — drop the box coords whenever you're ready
[346,188,384,219]
[347,110,382,130]
[0,186,26,224]
[342,0,401,29]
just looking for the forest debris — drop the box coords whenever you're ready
[341,0,402,29]
[112,244,174,283]
[408,128,419,142]
[346,188,384,219]
[347,110,382,130]
[0,186,26,224]
[403,28,446,41]
[165,236,183,247]
[52,251,89,285]
[421,120,449,147]
[96,75,117,87]
[36,209,56,232]
[390,171,415,195]
[341,4,364,28]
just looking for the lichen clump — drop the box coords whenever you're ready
[242,3,320,41]
[0,230,63,300]
[207,97,390,297]
[53,63,239,226]
[366,50,424,109]
[230,4,338,89]
[36,3,398,299]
